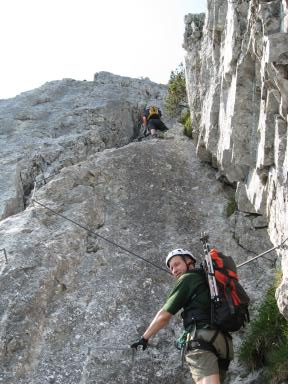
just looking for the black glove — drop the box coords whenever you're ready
[130,336,148,350]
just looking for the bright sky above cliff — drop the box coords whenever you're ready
[0,0,206,99]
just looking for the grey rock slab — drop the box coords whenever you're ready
[0,121,271,383]
[0,75,167,221]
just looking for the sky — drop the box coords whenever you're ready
[0,0,206,99]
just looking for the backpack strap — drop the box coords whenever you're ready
[181,271,211,329]
[226,277,236,314]
[184,269,208,307]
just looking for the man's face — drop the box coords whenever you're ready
[169,256,189,278]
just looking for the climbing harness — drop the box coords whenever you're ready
[31,183,170,275]
[179,321,231,371]
[180,323,196,367]
[187,329,231,371]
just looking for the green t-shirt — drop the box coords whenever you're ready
[162,270,210,317]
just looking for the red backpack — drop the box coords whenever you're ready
[207,248,250,332]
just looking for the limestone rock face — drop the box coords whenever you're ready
[0,73,274,383]
[184,0,288,319]
[0,73,166,221]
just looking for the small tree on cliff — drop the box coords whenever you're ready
[164,63,187,117]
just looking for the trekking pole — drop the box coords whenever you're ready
[200,232,219,302]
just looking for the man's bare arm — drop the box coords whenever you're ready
[143,310,173,340]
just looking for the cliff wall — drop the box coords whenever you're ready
[184,0,288,318]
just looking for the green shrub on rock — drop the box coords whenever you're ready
[179,109,193,138]
[164,63,187,117]
[226,197,237,217]
[239,275,288,383]
[183,113,192,138]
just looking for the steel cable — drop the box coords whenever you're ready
[32,189,170,275]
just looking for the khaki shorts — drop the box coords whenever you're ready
[185,328,233,383]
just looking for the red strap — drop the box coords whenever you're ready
[210,248,224,268]
[214,271,241,305]
[210,248,239,280]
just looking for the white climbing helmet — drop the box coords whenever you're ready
[165,248,196,268]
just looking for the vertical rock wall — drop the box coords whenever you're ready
[184,0,288,318]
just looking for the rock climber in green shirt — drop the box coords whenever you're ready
[131,248,233,384]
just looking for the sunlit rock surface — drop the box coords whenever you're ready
[0,73,166,221]
[0,72,274,383]
[184,0,288,321]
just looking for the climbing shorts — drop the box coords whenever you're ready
[185,328,233,383]
[147,118,168,132]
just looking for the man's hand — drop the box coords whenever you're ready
[130,336,148,350]
[131,310,172,352]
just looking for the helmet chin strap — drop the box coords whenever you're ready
[184,259,191,272]
[184,258,195,272]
